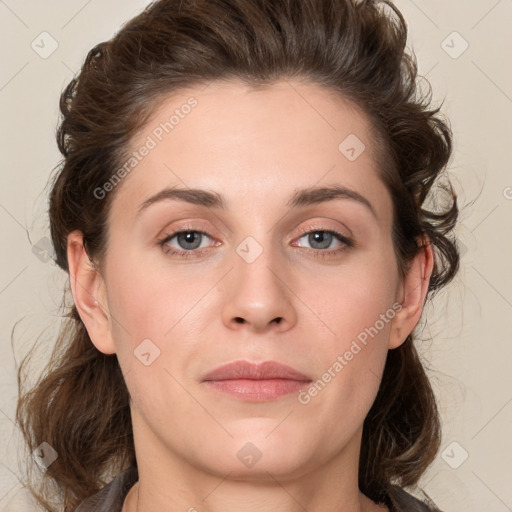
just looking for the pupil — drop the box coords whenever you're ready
[179,231,200,249]
[311,231,331,249]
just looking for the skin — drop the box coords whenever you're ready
[67,79,434,512]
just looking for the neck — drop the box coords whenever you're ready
[124,476,377,512]
[123,414,384,512]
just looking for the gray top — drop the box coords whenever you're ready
[74,467,440,512]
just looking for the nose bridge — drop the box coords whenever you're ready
[230,201,281,280]
[221,227,297,332]
[236,233,281,290]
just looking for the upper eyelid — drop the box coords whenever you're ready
[293,228,353,249]
[160,225,352,247]
[161,216,351,233]
[160,223,350,237]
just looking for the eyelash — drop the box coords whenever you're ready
[157,223,354,260]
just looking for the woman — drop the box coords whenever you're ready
[16,0,459,511]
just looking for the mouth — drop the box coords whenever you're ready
[201,360,312,402]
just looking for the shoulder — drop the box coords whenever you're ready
[388,485,444,512]
[74,467,138,512]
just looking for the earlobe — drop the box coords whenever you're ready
[67,230,116,355]
[388,236,435,350]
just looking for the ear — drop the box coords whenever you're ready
[67,230,116,355]
[388,236,435,350]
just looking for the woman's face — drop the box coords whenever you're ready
[72,79,428,481]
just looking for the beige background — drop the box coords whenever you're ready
[1,0,511,510]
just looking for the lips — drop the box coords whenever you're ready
[202,360,311,382]
[202,360,312,401]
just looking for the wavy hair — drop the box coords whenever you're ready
[16,0,459,510]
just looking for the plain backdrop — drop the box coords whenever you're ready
[1,0,511,510]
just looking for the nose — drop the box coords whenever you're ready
[220,244,298,334]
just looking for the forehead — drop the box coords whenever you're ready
[108,79,393,228]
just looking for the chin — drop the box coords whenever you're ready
[193,431,318,481]
[210,456,315,482]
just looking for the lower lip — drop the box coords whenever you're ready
[204,379,310,401]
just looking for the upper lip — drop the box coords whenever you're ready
[202,360,311,382]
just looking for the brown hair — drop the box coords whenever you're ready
[16,0,459,510]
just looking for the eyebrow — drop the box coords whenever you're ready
[137,184,377,219]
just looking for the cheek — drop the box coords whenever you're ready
[306,258,398,343]
[296,255,397,400]
[295,284,393,451]
[103,252,218,386]
[104,250,200,337]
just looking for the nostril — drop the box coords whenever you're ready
[235,317,244,324]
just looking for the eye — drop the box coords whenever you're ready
[157,225,354,259]
[158,229,216,258]
[293,226,354,258]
